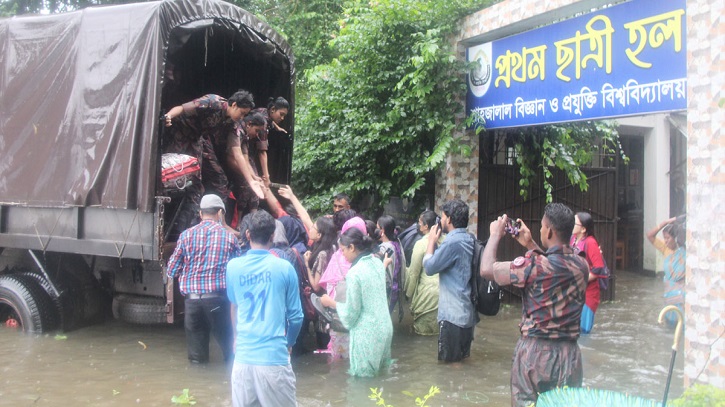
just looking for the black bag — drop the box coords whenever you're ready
[469,234,501,316]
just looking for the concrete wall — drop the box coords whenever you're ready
[684,0,725,389]
[455,0,725,389]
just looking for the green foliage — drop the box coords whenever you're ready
[293,0,492,214]
[671,384,725,407]
[230,0,346,74]
[369,385,441,407]
[0,0,129,15]
[171,388,196,405]
[494,120,627,203]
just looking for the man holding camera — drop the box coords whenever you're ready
[423,199,479,363]
[480,203,589,407]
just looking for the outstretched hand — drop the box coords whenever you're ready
[278,185,295,200]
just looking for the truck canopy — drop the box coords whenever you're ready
[0,0,295,212]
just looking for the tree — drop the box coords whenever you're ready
[292,0,492,213]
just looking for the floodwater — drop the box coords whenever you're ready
[0,271,683,406]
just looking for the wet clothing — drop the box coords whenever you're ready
[570,235,605,334]
[404,235,439,336]
[226,249,303,365]
[511,336,583,407]
[570,235,605,313]
[423,229,478,329]
[337,254,393,377]
[506,245,589,340]
[653,239,685,326]
[378,240,405,319]
[184,295,233,363]
[167,219,241,295]
[231,363,297,407]
[493,244,588,406]
[167,219,241,363]
[438,320,473,362]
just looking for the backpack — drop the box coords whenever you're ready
[469,234,501,316]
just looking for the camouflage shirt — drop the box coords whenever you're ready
[507,245,589,340]
[180,94,240,159]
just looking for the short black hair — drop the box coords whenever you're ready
[243,111,266,126]
[333,193,350,205]
[248,210,276,244]
[229,89,255,109]
[544,203,575,244]
[420,210,438,228]
[441,199,469,229]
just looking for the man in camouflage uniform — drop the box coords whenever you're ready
[479,203,589,407]
[163,90,262,233]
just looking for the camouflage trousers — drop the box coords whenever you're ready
[511,335,582,407]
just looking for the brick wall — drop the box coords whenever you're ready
[684,0,725,388]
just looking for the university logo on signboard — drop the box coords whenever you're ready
[466,0,686,129]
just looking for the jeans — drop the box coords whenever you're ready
[184,296,233,363]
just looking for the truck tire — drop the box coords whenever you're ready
[112,294,167,325]
[0,274,60,333]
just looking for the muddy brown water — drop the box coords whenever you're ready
[0,271,683,406]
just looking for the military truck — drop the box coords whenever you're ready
[0,0,294,332]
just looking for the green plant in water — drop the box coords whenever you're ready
[671,384,725,407]
[171,388,196,405]
[369,385,441,407]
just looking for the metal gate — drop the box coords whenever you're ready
[478,165,618,301]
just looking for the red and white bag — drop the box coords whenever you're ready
[160,153,200,191]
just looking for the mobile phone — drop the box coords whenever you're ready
[385,247,394,258]
[505,218,521,236]
[435,216,441,230]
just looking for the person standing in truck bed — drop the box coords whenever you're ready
[163,90,263,232]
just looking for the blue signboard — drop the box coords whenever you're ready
[467,0,686,129]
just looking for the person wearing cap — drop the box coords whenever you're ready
[167,194,242,364]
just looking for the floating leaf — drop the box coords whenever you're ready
[171,388,197,405]
[54,334,67,340]
[112,390,120,396]
[138,341,147,350]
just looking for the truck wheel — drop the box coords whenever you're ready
[112,294,167,325]
[0,274,60,333]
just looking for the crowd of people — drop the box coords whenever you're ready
[160,89,685,407]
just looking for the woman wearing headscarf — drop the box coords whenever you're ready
[321,227,393,377]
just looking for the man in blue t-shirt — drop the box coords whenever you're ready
[226,210,303,406]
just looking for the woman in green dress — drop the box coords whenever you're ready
[404,210,440,335]
[320,227,393,377]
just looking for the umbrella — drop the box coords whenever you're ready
[657,305,684,406]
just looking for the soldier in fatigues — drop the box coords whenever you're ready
[480,203,589,407]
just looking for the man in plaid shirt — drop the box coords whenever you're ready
[168,194,241,364]
[480,203,589,407]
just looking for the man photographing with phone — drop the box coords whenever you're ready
[423,199,478,363]
[479,203,589,407]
